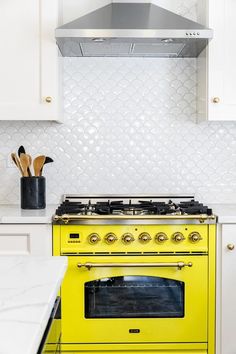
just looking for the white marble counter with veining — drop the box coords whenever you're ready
[0,256,67,354]
[0,205,57,224]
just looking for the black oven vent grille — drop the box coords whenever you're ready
[61,251,208,256]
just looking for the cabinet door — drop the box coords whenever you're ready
[208,0,236,121]
[0,0,60,121]
[0,224,52,255]
[219,225,236,354]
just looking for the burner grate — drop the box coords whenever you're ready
[55,197,213,217]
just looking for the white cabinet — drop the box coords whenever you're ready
[198,0,236,121]
[0,224,52,256]
[216,224,236,354]
[0,0,60,121]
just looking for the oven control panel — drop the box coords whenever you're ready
[59,224,209,254]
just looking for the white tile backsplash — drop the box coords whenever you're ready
[0,2,236,205]
[1,56,236,205]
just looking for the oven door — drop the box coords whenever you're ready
[61,255,208,344]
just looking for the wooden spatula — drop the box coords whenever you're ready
[26,154,32,177]
[18,146,32,176]
[11,153,24,176]
[20,153,30,177]
[33,155,46,177]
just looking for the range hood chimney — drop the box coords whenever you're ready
[55,3,212,58]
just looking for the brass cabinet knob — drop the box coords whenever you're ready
[138,232,151,243]
[172,232,185,243]
[45,96,52,103]
[212,97,220,104]
[104,233,117,244]
[155,232,168,243]
[189,232,202,243]
[88,233,101,244]
[227,244,235,251]
[122,233,134,244]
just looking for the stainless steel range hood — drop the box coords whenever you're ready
[55,3,212,58]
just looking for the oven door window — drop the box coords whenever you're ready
[85,276,184,318]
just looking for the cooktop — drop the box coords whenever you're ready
[55,195,213,217]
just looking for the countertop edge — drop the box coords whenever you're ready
[0,204,57,224]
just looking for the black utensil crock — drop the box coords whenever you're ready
[20,177,46,209]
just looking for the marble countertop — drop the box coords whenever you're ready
[0,256,67,354]
[0,205,57,224]
[0,203,236,224]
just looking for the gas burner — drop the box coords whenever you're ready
[119,208,150,216]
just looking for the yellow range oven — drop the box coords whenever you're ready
[53,195,216,354]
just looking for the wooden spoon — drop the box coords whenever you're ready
[11,153,24,176]
[20,153,30,177]
[33,155,46,177]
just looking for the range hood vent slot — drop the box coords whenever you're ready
[132,43,185,57]
[80,42,132,56]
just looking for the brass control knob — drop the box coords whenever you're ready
[227,244,235,251]
[172,232,185,243]
[138,232,151,243]
[88,233,101,244]
[189,232,202,243]
[105,233,117,244]
[155,232,168,243]
[122,233,134,244]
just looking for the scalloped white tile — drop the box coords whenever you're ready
[0,3,236,205]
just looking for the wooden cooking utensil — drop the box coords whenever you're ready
[40,156,54,176]
[11,153,24,176]
[20,153,30,177]
[33,155,46,177]
[26,154,32,177]
[18,146,32,176]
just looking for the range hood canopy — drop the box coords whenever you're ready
[55,2,213,58]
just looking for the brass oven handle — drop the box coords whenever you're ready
[77,262,193,270]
